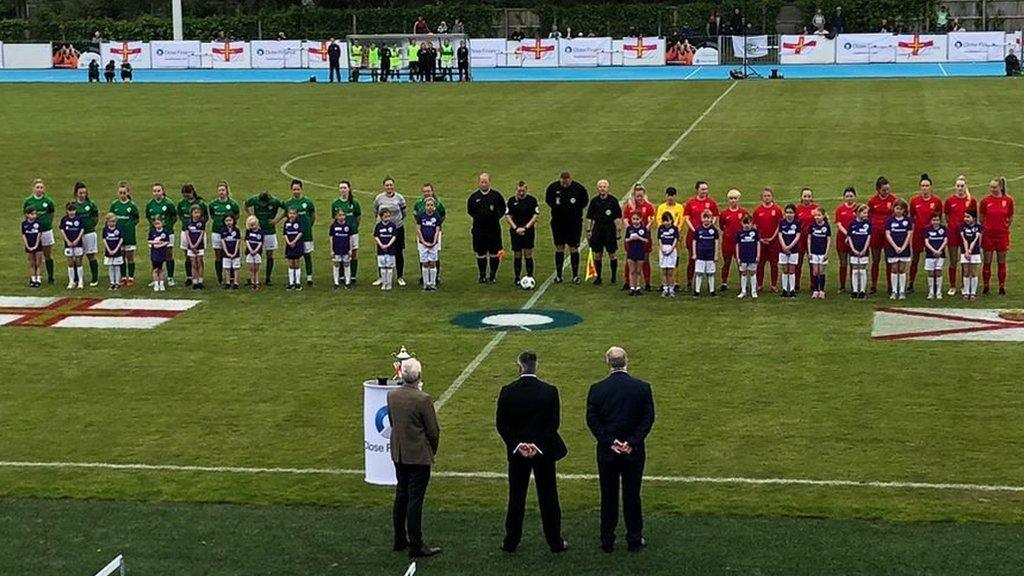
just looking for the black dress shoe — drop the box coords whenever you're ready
[500,544,517,554]
[627,538,647,552]
[600,543,614,553]
[409,545,441,558]
[393,542,408,552]
[550,539,569,553]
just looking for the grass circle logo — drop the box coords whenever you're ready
[451,309,582,332]
[374,406,391,439]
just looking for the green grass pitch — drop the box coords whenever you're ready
[1,79,1023,574]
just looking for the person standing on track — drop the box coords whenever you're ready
[586,179,623,286]
[622,184,656,291]
[327,38,342,83]
[833,187,858,293]
[373,177,408,287]
[868,177,899,295]
[546,171,589,284]
[331,181,362,284]
[654,187,685,290]
[944,175,976,296]
[505,181,540,285]
[23,178,56,285]
[457,39,470,82]
[683,181,718,291]
[718,189,748,292]
[908,174,943,294]
[467,173,506,283]
[979,177,1014,295]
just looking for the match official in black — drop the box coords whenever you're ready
[457,39,470,81]
[545,171,589,283]
[467,173,506,283]
[586,346,655,553]
[496,351,568,554]
[380,43,392,82]
[586,179,623,286]
[327,38,342,83]
[505,181,540,285]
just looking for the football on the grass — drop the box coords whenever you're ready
[519,276,536,290]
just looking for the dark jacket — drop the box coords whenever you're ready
[387,384,440,466]
[586,370,655,462]
[496,375,568,461]
[327,43,341,64]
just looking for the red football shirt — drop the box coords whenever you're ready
[979,194,1015,233]
[623,200,656,228]
[868,193,898,231]
[752,203,783,242]
[684,196,719,232]
[909,194,944,235]
[719,206,749,246]
[795,202,819,247]
[944,194,977,236]
[834,202,858,238]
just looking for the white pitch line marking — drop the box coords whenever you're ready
[683,66,703,80]
[938,63,949,77]
[1,460,1022,494]
[434,81,739,412]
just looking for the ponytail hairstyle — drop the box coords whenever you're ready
[955,174,972,205]
[73,181,89,201]
[920,173,932,186]
[117,180,132,201]
[181,183,197,198]
[998,176,1007,196]
[875,176,889,192]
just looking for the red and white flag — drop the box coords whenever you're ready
[622,36,664,66]
[515,38,558,67]
[895,34,947,62]
[872,307,1024,341]
[102,40,151,68]
[0,296,201,330]
[205,41,251,68]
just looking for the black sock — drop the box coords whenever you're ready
[514,257,522,279]
[610,259,618,283]
[185,259,193,278]
[350,258,358,279]
[570,252,580,277]
[265,257,274,282]
[477,257,487,279]
[526,257,534,276]
[555,252,565,277]
[595,258,603,280]
[489,256,500,279]
[215,260,224,283]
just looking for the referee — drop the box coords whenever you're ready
[467,173,506,283]
[505,181,540,285]
[586,179,623,286]
[545,171,589,284]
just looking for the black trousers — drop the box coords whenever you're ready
[597,458,645,547]
[393,463,431,547]
[394,226,406,278]
[329,62,341,82]
[458,62,470,81]
[504,457,562,550]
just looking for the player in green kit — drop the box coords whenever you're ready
[146,183,179,286]
[109,181,141,286]
[177,184,206,286]
[207,181,241,286]
[245,191,285,286]
[73,182,101,286]
[413,183,447,285]
[285,179,316,286]
[23,178,57,284]
[331,180,361,284]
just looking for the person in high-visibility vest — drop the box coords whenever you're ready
[349,41,363,82]
[368,43,380,82]
[407,39,419,82]
[439,39,454,81]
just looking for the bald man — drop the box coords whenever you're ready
[467,173,507,283]
[585,179,623,286]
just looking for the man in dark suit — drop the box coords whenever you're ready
[586,346,655,553]
[387,358,441,558]
[327,38,341,83]
[496,351,569,554]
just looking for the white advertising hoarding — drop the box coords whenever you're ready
[947,31,1005,61]
[251,40,302,68]
[895,34,948,63]
[779,35,835,64]
[102,41,151,68]
[622,36,665,66]
[151,40,202,68]
[558,36,612,67]
[837,33,896,63]
[469,38,506,68]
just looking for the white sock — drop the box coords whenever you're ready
[333,265,340,285]
[936,276,943,294]
[708,274,716,293]
[76,266,84,284]
[429,266,437,286]
[927,276,935,295]
[739,275,747,294]
[890,273,898,293]
[695,275,703,294]
[344,263,352,284]
[900,273,907,294]
[750,275,758,296]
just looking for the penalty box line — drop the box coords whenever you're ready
[1,460,1022,494]
[434,81,739,413]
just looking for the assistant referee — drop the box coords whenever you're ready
[467,173,506,283]
[586,179,623,286]
[545,171,589,284]
[505,181,540,285]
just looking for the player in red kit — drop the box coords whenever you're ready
[794,187,818,293]
[683,180,718,290]
[867,176,898,294]
[718,188,748,291]
[622,183,656,291]
[833,187,858,292]
[752,187,784,292]
[908,173,944,293]
[979,177,1014,295]
[944,175,976,296]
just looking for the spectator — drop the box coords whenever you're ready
[452,19,465,34]
[510,29,524,41]
[707,10,720,36]
[92,30,103,43]
[879,18,889,33]
[833,6,846,34]
[812,8,826,33]
[276,31,287,40]
[951,18,966,32]
[437,20,448,35]
[548,25,562,39]
[893,15,905,35]
[1006,50,1021,76]
[730,8,742,34]
[587,30,596,37]
[936,5,950,32]
[413,16,430,35]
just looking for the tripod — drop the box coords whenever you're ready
[730,0,762,79]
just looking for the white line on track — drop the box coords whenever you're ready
[2,460,1022,494]
[683,66,703,80]
[433,81,738,412]
[938,63,950,77]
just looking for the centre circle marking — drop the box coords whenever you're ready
[481,313,554,328]
[452,309,582,332]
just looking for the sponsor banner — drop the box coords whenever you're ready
[469,37,507,68]
[102,41,151,68]
[251,40,302,68]
[0,42,4,68]
[303,40,347,68]
[151,40,202,68]
[872,307,1024,342]
[895,34,947,63]
[732,35,769,59]
[694,46,719,65]
[622,36,665,66]
[515,38,558,67]
[364,379,399,485]
[52,42,100,69]
[204,41,251,68]
[836,33,896,63]
[780,35,836,64]
[1005,31,1022,57]
[0,296,200,329]
[558,36,612,66]
[3,43,51,69]
[947,31,1005,61]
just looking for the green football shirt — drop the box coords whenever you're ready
[145,197,178,232]
[23,194,56,231]
[245,195,285,234]
[413,196,446,218]
[177,195,207,227]
[109,199,140,245]
[208,197,241,232]
[331,197,361,233]
[284,196,316,238]
[75,199,99,232]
